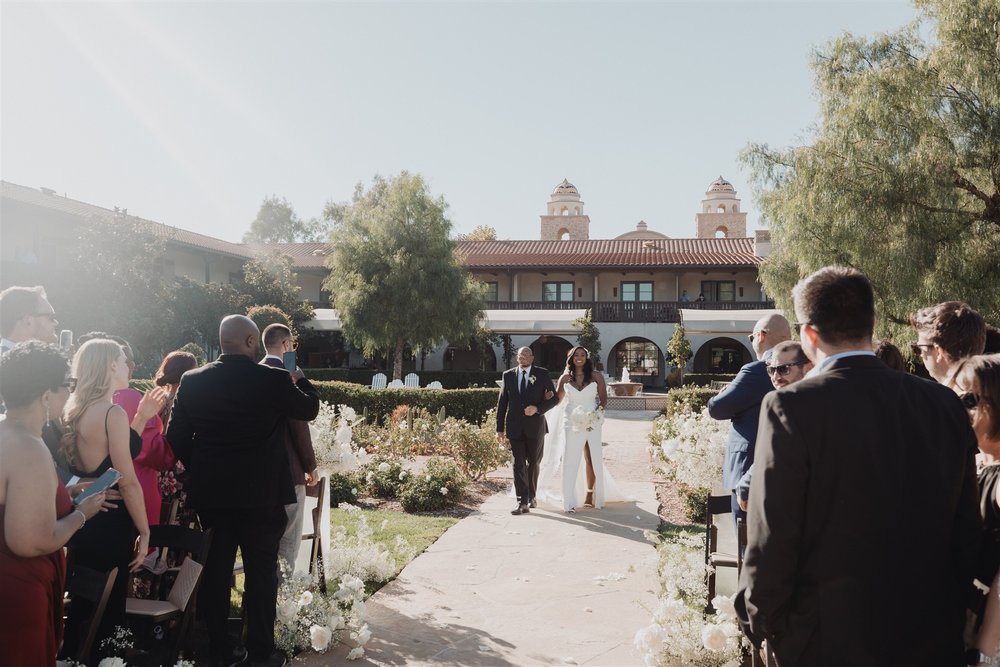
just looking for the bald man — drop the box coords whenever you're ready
[167,315,320,667]
[707,313,790,525]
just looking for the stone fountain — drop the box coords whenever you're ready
[608,367,642,397]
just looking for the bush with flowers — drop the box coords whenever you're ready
[650,407,728,522]
[634,530,745,667]
[433,409,511,481]
[361,457,406,498]
[399,457,467,512]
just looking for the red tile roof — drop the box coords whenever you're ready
[455,238,762,269]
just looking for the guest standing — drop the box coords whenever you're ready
[166,315,320,667]
[0,285,59,353]
[736,267,981,665]
[910,301,987,385]
[0,343,106,666]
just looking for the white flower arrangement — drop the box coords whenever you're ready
[569,404,604,433]
[654,407,728,494]
[310,403,364,472]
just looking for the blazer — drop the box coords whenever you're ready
[165,354,320,510]
[261,357,317,487]
[707,358,773,490]
[496,365,558,439]
[736,355,981,666]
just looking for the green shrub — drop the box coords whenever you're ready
[313,381,498,424]
[679,484,710,523]
[303,369,502,389]
[399,457,467,512]
[327,472,360,507]
[664,387,720,417]
[434,409,511,481]
[360,458,407,499]
[130,379,154,393]
[179,342,206,365]
[681,373,736,387]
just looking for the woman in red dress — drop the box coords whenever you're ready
[0,342,107,665]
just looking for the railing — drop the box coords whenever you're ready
[484,300,776,323]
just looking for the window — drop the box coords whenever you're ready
[484,282,498,302]
[614,339,660,378]
[621,281,653,302]
[701,280,736,301]
[543,282,574,302]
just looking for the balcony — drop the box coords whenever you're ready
[484,300,776,323]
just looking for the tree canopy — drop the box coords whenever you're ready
[243,195,326,244]
[744,0,1000,342]
[323,172,485,380]
[455,225,498,242]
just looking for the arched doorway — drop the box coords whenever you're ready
[693,337,752,373]
[529,335,573,373]
[607,337,665,388]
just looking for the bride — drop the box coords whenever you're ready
[536,346,628,512]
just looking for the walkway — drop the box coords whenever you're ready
[300,411,663,666]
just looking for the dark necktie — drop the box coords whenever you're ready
[520,370,527,395]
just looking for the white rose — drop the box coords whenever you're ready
[425,474,431,481]
[340,405,358,422]
[276,599,299,625]
[335,423,353,445]
[366,471,375,482]
[346,647,365,660]
[378,462,391,473]
[309,624,332,651]
[351,487,357,495]
[98,659,127,667]
[633,623,668,655]
[398,470,408,480]
[298,590,313,607]
[701,623,728,651]
[352,623,372,646]
[711,594,736,621]
[328,612,346,630]
[440,487,448,495]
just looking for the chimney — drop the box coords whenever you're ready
[754,229,772,257]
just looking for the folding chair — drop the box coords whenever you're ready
[301,476,328,592]
[64,563,118,664]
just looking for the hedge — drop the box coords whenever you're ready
[313,381,498,425]
[301,369,501,389]
[681,373,737,387]
[664,386,720,417]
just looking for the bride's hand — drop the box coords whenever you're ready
[544,390,554,400]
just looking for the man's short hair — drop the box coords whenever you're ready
[770,340,808,364]
[982,324,999,355]
[0,285,46,338]
[261,323,292,350]
[792,266,875,345]
[909,301,986,360]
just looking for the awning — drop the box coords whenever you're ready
[301,308,341,331]
[679,308,786,335]
[482,309,587,335]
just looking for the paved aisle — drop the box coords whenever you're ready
[298,411,662,666]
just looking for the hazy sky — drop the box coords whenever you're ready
[1,1,916,243]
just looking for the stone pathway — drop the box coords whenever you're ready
[298,411,663,666]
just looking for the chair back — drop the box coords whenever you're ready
[387,379,404,388]
[301,476,329,591]
[370,373,387,389]
[403,373,420,388]
[426,381,443,389]
[166,558,203,611]
[65,563,118,663]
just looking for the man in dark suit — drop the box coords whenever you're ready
[708,313,790,522]
[736,267,981,666]
[167,315,320,667]
[496,346,558,515]
[260,323,318,572]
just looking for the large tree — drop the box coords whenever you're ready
[324,172,485,380]
[243,195,326,243]
[744,0,1000,342]
[239,251,315,326]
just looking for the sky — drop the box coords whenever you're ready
[1,1,917,244]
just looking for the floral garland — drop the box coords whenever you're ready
[652,407,728,494]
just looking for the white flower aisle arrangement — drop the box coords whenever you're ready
[654,407,727,494]
[569,404,605,433]
[310,403,363,472]
[274,567,373,658]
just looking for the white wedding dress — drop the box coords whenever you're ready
[535,382,629,512]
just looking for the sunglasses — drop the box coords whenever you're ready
[958,392,980,410]
[747,329,767,343]
[766,361,808,377]
[910,343,935,356]
[794,322,811,336]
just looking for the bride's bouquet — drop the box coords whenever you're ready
[569,405,604,433]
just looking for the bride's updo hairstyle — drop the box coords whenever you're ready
[565,345,594,384]
[61,338,123,467]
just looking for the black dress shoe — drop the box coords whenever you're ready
[511,504,529,515]
[529,499,537,508]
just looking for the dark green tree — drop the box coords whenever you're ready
[573,309,602,369]
[323,172,485,380]
[239,251,315,326]
[744,0,1000,341]
[666,323,693,370]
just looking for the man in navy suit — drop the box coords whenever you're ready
[707,313,790,523]
[496,347,558,515]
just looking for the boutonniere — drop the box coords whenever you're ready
[528,375,536,385]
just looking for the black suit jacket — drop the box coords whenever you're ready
[736,355,981,666]
[166,354,321,510]
[496,365,558,439]
[261,357,317,486]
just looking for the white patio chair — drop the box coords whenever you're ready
[426,381,443,389]
[387,379,404,388]
[404,373,420,388]
[370,373,387,390]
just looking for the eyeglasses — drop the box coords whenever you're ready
[766,361,808,377]
[748,329,767,342]
[958,392,981,410]
[794,322,811,336]
[910,343,935,356]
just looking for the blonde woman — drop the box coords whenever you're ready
[59,339,151,663]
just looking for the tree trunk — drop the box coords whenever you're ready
[393,336,404,381]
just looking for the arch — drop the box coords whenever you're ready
[607,337,665,388]
[557,228,571,240]
[528,335,574,373]
[717,204,727,213]
[732,204,739,213]
[692,336,752,373]
[560,206,569,215]
[444,340,497,372]
[714,226,728,238]
[573,206,580,215]
[704,205,711,213]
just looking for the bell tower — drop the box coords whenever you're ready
[695,176,747,238]
[540,179,590,240]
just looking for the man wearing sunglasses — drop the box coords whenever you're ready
[0,285,59,354]
[910,301,986,386]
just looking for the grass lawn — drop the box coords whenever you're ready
[231,508,457,611]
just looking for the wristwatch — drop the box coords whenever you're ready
[968,649,998,666]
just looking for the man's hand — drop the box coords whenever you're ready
[544,390,555,400]
[496,432,506,445]
[523,405,538,416]
[290,369,305,383]
[305,469,318,486]
[738,497,748,512]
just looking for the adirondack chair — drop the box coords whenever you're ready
[387,379,404,388]
[426,381,443,389]
[403,373,420,388]
[370,373,388,389]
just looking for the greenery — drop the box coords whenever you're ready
[664,387,719,417]
[240,251,315,326]
[243,195,327,244]
[360,458,407,499]
[328,472,361,507]
[455,224,498,241]
[433,410,511,481]
[681,373,736,387]
[666,323,693,370]
[744,0,1000,340]
[247,304,294,336]
[312,381,499,424]
[574,309,602,368]
[323,172,485,380]
[399,457,467,512]
[179,342,206,366]
[678,485,710,524]
[303,368,501,389]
